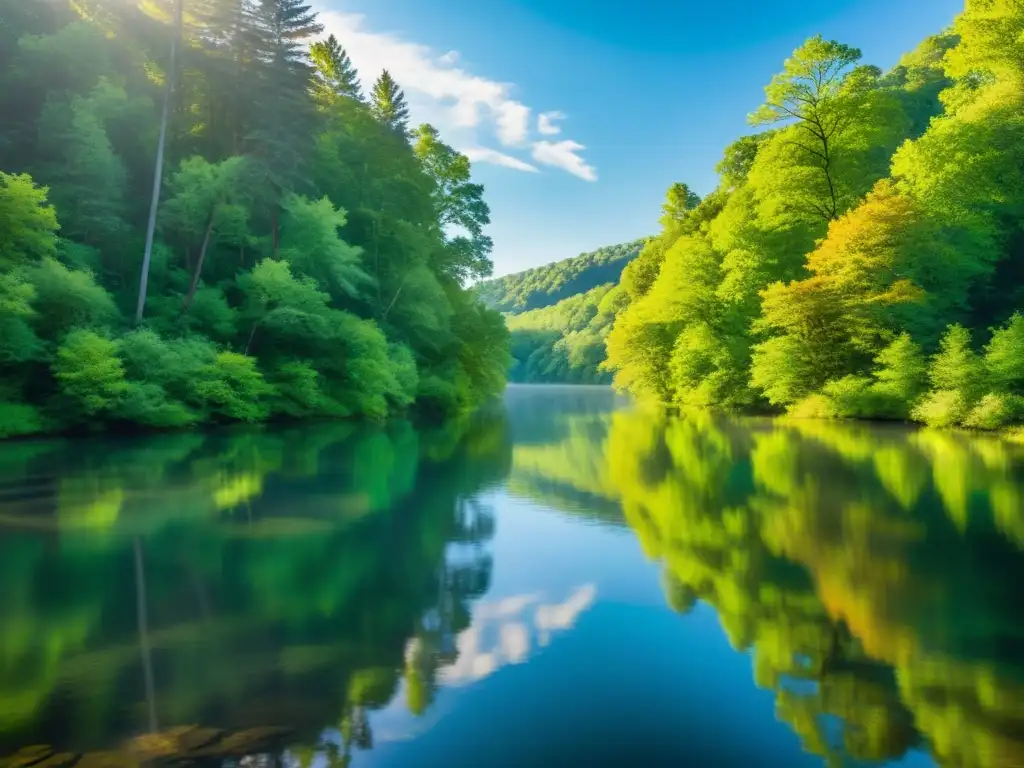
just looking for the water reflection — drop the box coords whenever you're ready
[602,409,1024,768]
[2,390,1024,768]
[0,413,510,765]
[506,396,1024,767]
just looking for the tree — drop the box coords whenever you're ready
[0,172,59,267]
[749,35,865,222]
[659,182,701,227]
[370,70,410,138]
[0,0,512,436]
[137,0,182,323]
[160,155,252,314]
[413,124,492,282]
[310,34,362,105]
[872,333,928,411]
[246,0,324,253]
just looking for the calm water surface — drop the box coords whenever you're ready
[2,385,1024,767]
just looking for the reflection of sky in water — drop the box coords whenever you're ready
[332,489,872,768]
[439,583,597,685]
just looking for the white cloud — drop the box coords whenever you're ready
[537,110,565,136]
[531,140,598,182]
[318,10,595,179]
[462,146,539,172]
[496,102,531,146]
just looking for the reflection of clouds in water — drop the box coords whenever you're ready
[439,584,597,686]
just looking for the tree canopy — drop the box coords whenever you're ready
[591,7,1024,430]
[0,0,510,438]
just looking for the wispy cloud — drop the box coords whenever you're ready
[318,11,596,181]
[462,147,539,173]
[537,110,565,136]
[531,140,598,182]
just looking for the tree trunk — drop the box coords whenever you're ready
[383,273,409,320]
[244,319,259,355]
[135,0,182,324]
[181,213,215,315]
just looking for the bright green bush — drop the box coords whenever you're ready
[53,329,127,416]
[911,389,970,428]
[0,271,42,364]
[928,325,984,401]
[872,333,929,412]
[750,335,813,407]
[821,376,881,418]
[193,351,271,422]
[984,313,1024,395]
[963,393,1024,430]
[118,329,216,411]
[788,393,837,419]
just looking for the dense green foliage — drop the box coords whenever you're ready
[506,283,627,383]
[475,240,644,315]
[599,3,1024,430]
[0,0,509,437]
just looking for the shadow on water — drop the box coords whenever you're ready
[3,387,1024,767]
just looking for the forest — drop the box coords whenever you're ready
[475,240,642,315]
[526,2,1024,430]
[477,240,641,383]
[0,0,511,438]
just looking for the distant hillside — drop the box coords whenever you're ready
[506,283,629,384]
[476,240,645,314]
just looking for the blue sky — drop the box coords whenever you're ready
[317,0,965,277]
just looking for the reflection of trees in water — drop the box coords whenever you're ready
[498,396,1024,767]
[0,412,511,764]
[604,410,1024,768]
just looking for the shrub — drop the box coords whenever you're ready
[387,343,419,409]
[911,389,969,428]
[963,393,1024,431]
[872,333,928,414]
[788,393,837,419]
[929,325,984,401]
[984,313,1024,395]
[750,334,813,407]
[117,381,199,428]
[53,329,127,416]
[194,351,271,422]
[118,328,216,408]
[0,402,44,438]
[822,376,880,418]
[268,360,339,418]
[27,258,118,339]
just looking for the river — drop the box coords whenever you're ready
[1,384,1023,767]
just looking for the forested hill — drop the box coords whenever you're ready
[507,283,625,383]
[475,240,645,314]
[601,9,1024,432]
[0,0,510,438]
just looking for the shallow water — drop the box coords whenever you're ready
[2,384,1023,767]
